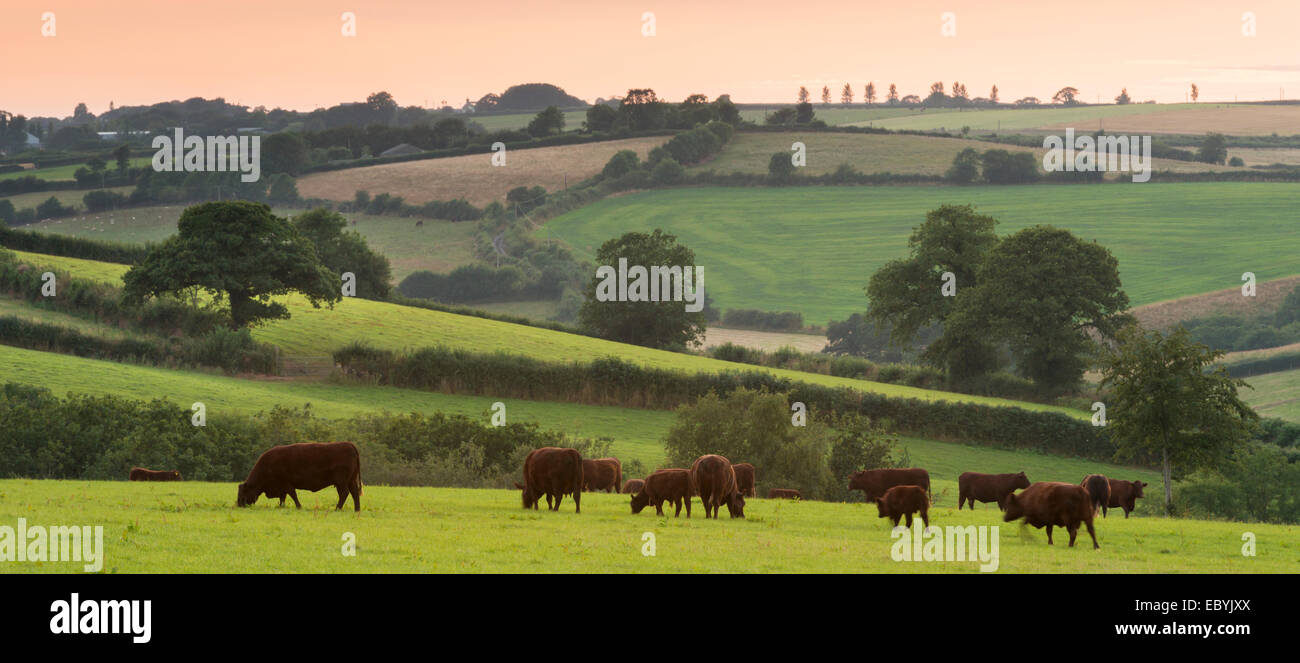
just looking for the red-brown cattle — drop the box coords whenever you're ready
[582,457,623,493]
[767,488,802,499]
[237,442,362,511]
[630,469,693,517]
[129,467,182,481]
[622,478,645,494]
[849,468,931,502]
[876,485,930,529]
[1080,474,1111,516]
[957,471,1029,510]
[733,463,756,497]
[520,447,583,513]
[691,455,745,519]
[1003,482,1099,549]
[1105,479,1148,518]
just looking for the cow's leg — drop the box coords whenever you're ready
[921,510,929,529]
[684,497,691,518]
[958,494,966,510]
[655,499,665,516]
[350,483,361,512]
[1124,506,1130,519]
[289,490,302,509]
[892,515,901,527]
[278,496,286,507]
[905,513,913,528]
[1045,525,1054,545]
[573,490,580,514]
[1067,524,1078,547]
[673,498,682,518]
[553,493,563,511]
[335,485,348,510]
[1086,520,1099,549]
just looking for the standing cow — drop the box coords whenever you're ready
[519,447,583,513]
[1080,474,1111,516]
[876,485,930,529]
[622,478,645,494]
[849,468,931,502]
[582,457,623,493]
[1106,479,1148,518]
[630,469,693,517]
[130,467,182,481]
[733,463,756,497]
[691,455,745,519]
[237,442,363,511]
[1003,482,1099,549]
[958,471,1029,510]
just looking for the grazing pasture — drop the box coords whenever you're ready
[542,183,1300,324]
[2,480,1292,573]
[0,158,151,182]
[296,136,667,206]
[854,103,1293,134]
[1,186,134,210]
[6,250,1085,416]
[1239,368,1300,423]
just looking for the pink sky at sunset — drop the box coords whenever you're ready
[3,0,1298,117]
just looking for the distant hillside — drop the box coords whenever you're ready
[493,84,589,111]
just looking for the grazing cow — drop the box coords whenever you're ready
[622,478,645,494]
[415,220,424,227]
[691,455,745,519]
[767,488,802,499]
[733,463,756,497]
[582,457,623,493]
[876,485,930,529]
[849,468,931,502]
[1106,479,1148,518]
[957,471,1029,510]
[630,469,693,517]
[129,467,182,481]
[237,442,362,511]
[520,447,583,513]
[1003,482,1099,549]
[1080,474,1111,515]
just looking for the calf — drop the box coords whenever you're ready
[630,469,693,517]
[1080,474,1110,516]
[849,468,931,502]
[129,467,182,481]
[622,478,645,494]
[767,488,802,499]
[876,485,930,529]
[237,442,362,511]
[1003,482,1098,549]
[582,457,623,493]
[733,463,756,497]
[520,447,583,513]
[691,455,745,518]
[957,471,1028,510]
[1106,479,1148,518]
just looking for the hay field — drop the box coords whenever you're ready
[296,136,668,206]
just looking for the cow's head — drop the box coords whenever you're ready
[847,471,866,491]
[519,483,537,509]
[1133,481,1147,497]
[1014,472,1029,489]
[236,482,259,507]
[1003,493,1022,521]
[726,492,746,519]
[630,490,650,514]
[874,497,889,519]
[171,471,182,481]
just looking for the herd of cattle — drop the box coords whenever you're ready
[127,441,1151,550]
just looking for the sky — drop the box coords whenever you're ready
[4,0,1299,118]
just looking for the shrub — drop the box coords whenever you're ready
[83,189,128,212]
[602,150,640,179]
[981,149,1040,184]
[945,147,981,183]
[650,157,685,186]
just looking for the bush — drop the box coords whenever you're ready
[981,149,1040,184]
[650,157,685,186]
[945,147,981,183]
[721,308,803,331]
[602,150,640,179]
[35,196,76,220]
[83,189,129,212]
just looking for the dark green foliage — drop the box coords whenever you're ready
[577,229,706,349]
[397,264,559,303]
[526,106,566,137]
[768,152,796,182]
[945,147,981,183]
[602,150,641,180]
[721,308,803,331]
[0,225,149,263]
[980,149,1040,184]
[83,189,129,212]
[650,158,684,186]
[1196,133,1228,165]
[291,208,392,299]
[35,196,76,220]
[1175,444,1300,523]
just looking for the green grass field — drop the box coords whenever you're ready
[1239,369,1300,422]
[737,106,954,126]
[2,480,1292,573]
[0,158,151,182]
[1,186,134,210]
[21,205,480,283]
[858,103,1205,132]
[6,249,1085,417]
[542,183,1300,324]
[467,110,588,132]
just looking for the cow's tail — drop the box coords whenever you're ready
[615,463,623,495]
[351,443,363,495]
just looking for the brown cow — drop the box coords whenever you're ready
[691,455,745,518]
[876,485,930,529]
[733,463,756,497]
[520,447,583,513]
[583,457,623,493]
[1080,474,1110,515]
[767,488,802,499]
[849,468,931,502]
[1003,482,1099,549]
[630,469,693,517]
[237,442,362,511]
[129,467,182,481]
[958,471,1028,510]
[1106,479,1148,518]
[622,478,645,494]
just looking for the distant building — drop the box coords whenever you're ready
[379,143,423,158]
[24,132,40,148]
[459,99,476,114]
